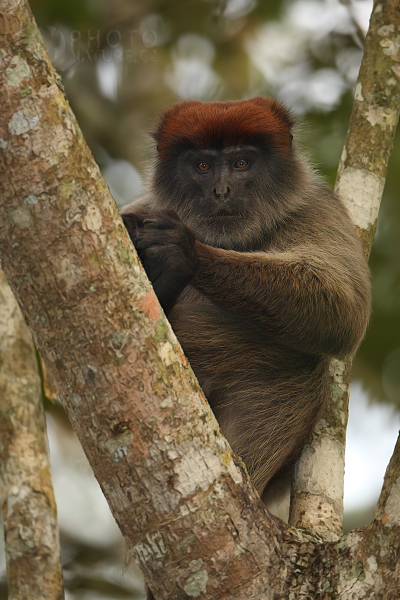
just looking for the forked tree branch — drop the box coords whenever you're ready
[1,0,400,598]
[0,2,283,598]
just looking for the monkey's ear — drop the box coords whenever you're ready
[248,97,296,132]
[269,99,296,131]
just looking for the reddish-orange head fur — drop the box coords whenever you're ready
[152,97,295,160]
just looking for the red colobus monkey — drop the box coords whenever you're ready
[121,95,370,539]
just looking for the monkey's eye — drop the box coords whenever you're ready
[198,162,211,172]
[234,159,248,169]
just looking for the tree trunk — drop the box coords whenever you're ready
[290,0,400,543]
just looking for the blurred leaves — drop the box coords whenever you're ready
[35,0,399,408]
[61,533,144,599]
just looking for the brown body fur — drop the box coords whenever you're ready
[167,191,369,493]
[121,97,371,599]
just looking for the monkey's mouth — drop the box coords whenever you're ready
[208,210,249,220]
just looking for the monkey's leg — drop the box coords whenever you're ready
[169,301,329,515]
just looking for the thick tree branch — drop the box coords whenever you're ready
[374,433,400,526]
[290,0,400,539]
[0,271,63,598]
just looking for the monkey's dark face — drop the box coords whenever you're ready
[178,146,261,236]
[153,144,303,251]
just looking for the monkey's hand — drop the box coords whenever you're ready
[121,209,198,315]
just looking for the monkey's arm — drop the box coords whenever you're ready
[121,205,370,358]
[191,241,370,358]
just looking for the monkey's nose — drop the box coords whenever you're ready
[213,186,230,202]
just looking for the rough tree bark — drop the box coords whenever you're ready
[0,271,64,599]
[0,0,400,599]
